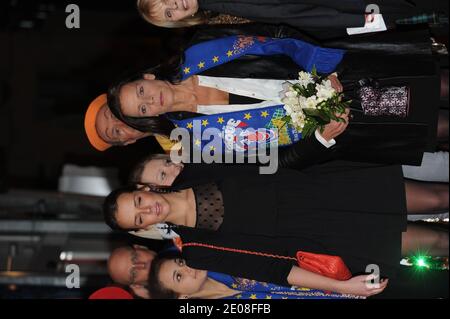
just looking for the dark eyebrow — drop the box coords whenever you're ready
[172,270,177,283]
[172,259,180,282]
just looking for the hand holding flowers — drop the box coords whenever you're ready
[280,68,352,139]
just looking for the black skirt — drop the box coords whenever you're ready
[218,162,407,281]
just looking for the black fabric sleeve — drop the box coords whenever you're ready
[278,135,335,170]
[176,227,294,287]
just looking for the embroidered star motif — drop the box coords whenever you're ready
[265,295,272,299]
[195,139,201,146]
[235,294,242,299]
[261,111,269,118]
[249,294,258,299]
[210,146,216,151]
[217,117,224,124]
[231,283,238,289]
[183,67,191,74]
[244,113,252,120]
[197,61,205,69]
[186,122,193,129]
[212,56,219,63]
[202,119,209,127]
[226,50,234,57]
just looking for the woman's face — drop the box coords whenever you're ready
[150,0,199,23]
[119,76,174,117]
[115,190,170,229]
[158,258,208,296]
[141,158,184,186]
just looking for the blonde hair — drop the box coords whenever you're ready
[136,0,208,28]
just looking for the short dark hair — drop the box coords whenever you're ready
[147,250,183,299]
[103,185,139,231]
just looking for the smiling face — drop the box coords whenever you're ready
[119,76,174,117]
[146,0,199,23]
[158,258,208,296]
[95,104,150,145]
[141,158,184,187]
[115,190,170,229]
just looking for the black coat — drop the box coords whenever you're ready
[173,26,439,166]
[198,0,427,39]
[171,162,407,286]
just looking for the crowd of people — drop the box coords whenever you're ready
[84,0,449,299]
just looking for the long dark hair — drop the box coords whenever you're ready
[148,250,184,299]
[107,57,184,137]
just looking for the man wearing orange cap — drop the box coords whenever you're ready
[85,94,175,152]
[107,245,157,299]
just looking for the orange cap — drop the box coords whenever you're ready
[84,94,112,151]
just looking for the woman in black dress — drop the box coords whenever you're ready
[103,161,448,297]
[127,152,449,215]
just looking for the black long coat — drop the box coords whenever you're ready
[171,26,440,166]
[198,0,432,39]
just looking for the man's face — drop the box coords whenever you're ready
[108,246,156,286]
[95,104,149,146]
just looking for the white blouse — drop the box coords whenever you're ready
[196,75,336,148]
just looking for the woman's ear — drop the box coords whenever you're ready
[130,284,150,299]
[143,74,156,80]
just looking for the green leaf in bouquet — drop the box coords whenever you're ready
[311,65,318,79]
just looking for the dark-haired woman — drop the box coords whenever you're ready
[102,162,448,297]
[106,28,447,168]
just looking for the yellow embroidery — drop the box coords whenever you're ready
[202,119,209,127]
[244,113,252,120]
[197,61,205,69]
[212,56,219,63]
[249,294,258,299]
[261,111,269,118]
[195,139,201,146]
[226,50,234,57]
[183,67,191,74]
[217,117,225,124]
[186,122,193,129]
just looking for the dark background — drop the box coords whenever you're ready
[0,0,196,191]
[0,0,192,298]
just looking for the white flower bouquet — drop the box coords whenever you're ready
[280,67,351,138]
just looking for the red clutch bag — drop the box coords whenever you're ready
[297,251,352,281]
[176,239,352,281]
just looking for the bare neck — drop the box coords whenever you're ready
[172,76,229,112]
[163,189,197,227]
[189,277,239,299]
